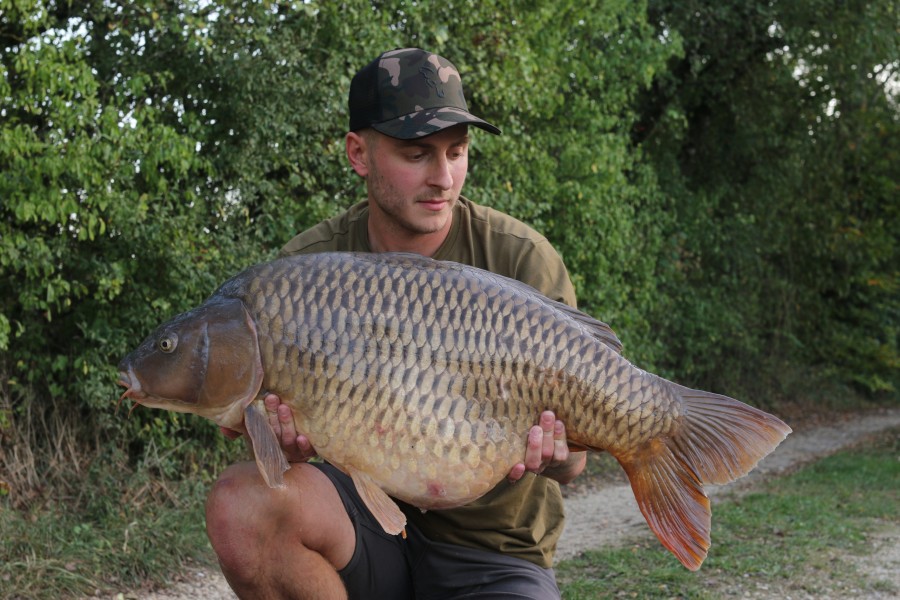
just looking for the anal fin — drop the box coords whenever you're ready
[347,467,407,535]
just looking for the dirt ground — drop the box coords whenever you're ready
[105,406,900,600]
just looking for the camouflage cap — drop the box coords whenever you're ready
[349,48,501,140]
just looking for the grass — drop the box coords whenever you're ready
[0,420,245,600]
[556,426,900,599]
[0,386,249,600]
[0,474,217,599]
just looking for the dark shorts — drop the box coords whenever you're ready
[312,462,561,600]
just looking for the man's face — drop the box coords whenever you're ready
[364,124,469,237]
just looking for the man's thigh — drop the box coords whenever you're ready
[314,462,559,600]
[312,463,414,599]
[406,526,561,600]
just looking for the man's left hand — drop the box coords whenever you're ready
[506,410,586,485]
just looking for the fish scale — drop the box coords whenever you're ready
[268,254,569,492]
[118,251,790,571]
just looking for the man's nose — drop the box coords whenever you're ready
[427,155,453,190]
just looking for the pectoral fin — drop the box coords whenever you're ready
[347,467,406,535]
[244,401,290,488]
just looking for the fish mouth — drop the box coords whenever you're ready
[116,368,147,414]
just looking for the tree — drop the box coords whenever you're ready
[640,0,899,398]
[1,1,246,499]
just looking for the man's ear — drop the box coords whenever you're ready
[346,131,369,177]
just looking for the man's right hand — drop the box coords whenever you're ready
[263,393,318,462]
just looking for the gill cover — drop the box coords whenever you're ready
[121,297,263,419]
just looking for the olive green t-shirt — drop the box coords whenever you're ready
[280,196,577,568]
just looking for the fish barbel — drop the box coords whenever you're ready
[117,252,790,570]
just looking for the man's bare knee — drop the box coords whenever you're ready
[206,462,355,581]
[206,462,263,533]
[205,462,271,581]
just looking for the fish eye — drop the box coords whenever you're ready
[158,334,178,353]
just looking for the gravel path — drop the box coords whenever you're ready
[123,407,900,600]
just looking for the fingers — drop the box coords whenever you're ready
[264,393,282,432]
[276,404,298,447]
[518,411,568,477]
[523,425,545,472]
[540,411,556,464]
[295,434,316,461]
[264,393,317,463]
[506,463,526,483]
[553,419,569,465]
[264,393,295,445]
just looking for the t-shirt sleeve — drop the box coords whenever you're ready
[278,202,369,257]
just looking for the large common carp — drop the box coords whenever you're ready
[117,252,790,570]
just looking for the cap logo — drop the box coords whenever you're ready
[420,64,445,98]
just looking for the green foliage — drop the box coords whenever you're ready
[449,1,682,359]
[1,2,255,504]
[641,0,900,397]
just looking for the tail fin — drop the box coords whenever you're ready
[617,383,791,570]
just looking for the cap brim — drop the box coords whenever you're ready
[371,106,501,140]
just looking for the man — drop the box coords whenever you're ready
[205,48,587,599]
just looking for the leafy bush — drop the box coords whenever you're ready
[1,0,896,514]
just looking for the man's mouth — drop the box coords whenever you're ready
[418,198,450,211]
